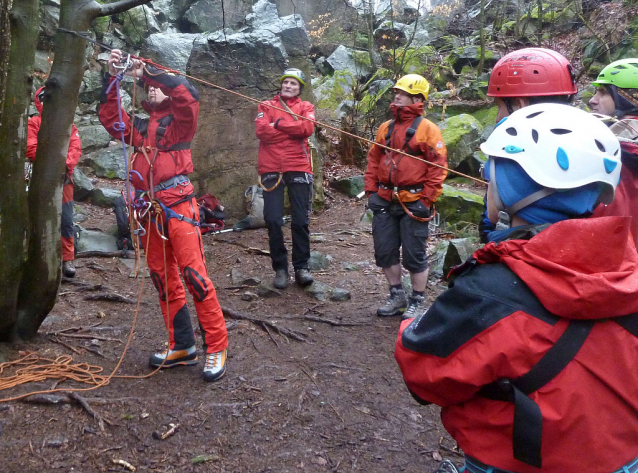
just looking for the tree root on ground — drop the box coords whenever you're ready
[221,306,307,342]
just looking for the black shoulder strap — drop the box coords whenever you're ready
[616,312,638,336]
[156,114,174,142]
[385,120,395,147]
[404,116,423,154]
[478,319,595,468]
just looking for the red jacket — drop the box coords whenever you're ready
[396,217,638,473]
[98,67,199,206]
[255,95,315,174]
[27,87,82,176]
[593,141,638,247]
[364,102,447,205]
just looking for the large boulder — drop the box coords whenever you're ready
[436,184,484,226]
[447,45,500,74]
[144,33,201,74]
[186,1,317,217]
[89,188,123,208]
[77,124,112,153]
[182,0,250,33]
[330,175,364,197]
[151,0,196,23]
[81,146,127,180]
[326,45,372,81]
[430,237,480,279]
[440,114,484,169]
[76,229,119,255]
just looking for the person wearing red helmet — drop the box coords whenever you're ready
[27,86,82,278]
[479,48,578,242]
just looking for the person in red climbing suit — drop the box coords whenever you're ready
[27,86,82,278]
[99,49,228,382]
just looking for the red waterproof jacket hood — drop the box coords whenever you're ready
[473,217,638,319]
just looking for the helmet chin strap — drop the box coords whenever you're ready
[489,158,556,230]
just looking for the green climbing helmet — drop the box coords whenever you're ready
[280,68,306,87]
[593,58,638,89]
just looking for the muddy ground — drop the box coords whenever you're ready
[0,190,462,473]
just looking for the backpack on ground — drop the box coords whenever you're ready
[197,193,226,234]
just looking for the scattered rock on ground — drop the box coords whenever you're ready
[308,251,332,271]
[257,282,283,298]
[241,291,259,302]
[73,168,94,202]
[76,229,119,254]
[305,280,331,301]
[430,238,480,279]
[330,288,351,302]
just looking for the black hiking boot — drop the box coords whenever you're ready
[294,268,314,287]
[273,269,289,289]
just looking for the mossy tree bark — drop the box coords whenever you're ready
[0,0,40,340]
[2,0,152,341]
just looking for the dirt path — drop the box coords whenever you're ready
[0,194,460,472]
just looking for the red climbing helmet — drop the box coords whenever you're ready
[488,48,577,98]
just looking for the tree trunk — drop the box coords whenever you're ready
[13,0,152,339]
[477,0,486,75]
[0,0,40,340]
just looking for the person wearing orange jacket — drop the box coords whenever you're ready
[364,74,448,320]
[255,68,316,289]
[27,86,82,278]
[99,50,228,383]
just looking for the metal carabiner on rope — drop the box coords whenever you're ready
[112,53,133,73]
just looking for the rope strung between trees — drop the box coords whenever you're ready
[57,27,487,186]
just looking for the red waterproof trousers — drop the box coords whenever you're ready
[144,198,227,354]
[61,183,75,262]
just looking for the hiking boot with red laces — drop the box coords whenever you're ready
[149,345,198,368]
[202,349,227,382]
[62,261,76,278]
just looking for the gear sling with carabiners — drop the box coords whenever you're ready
[382,116,436,222]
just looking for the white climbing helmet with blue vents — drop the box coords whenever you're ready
[480,103,621,205]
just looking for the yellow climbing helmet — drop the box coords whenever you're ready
[394,74,430,99]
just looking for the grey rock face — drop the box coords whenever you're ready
[73,168,94,202]
[326,45,372,80]
[144,33,200,74]
[77,124,112,152]
[151,0,195,23]
[439,114,484,169]
[183,0,249,33]
[78,71,105,104]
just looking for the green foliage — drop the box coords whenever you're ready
[91,16,110,37]
[316,71,355,111]
[470,106,498,128]
[122,6,147,45]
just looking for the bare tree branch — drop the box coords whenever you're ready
[97,0,152,17]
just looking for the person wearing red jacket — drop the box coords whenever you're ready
[99,50,227,382]
[27,86,82,278]
[589,58,638,247]
[255,68,316,289]
[479,48,577,243]
[364,74,448,320]
[396,104,638,473]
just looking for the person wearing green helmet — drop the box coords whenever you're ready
[255,67,316,289]
[590,59,638,247]
[590,59,638,118]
